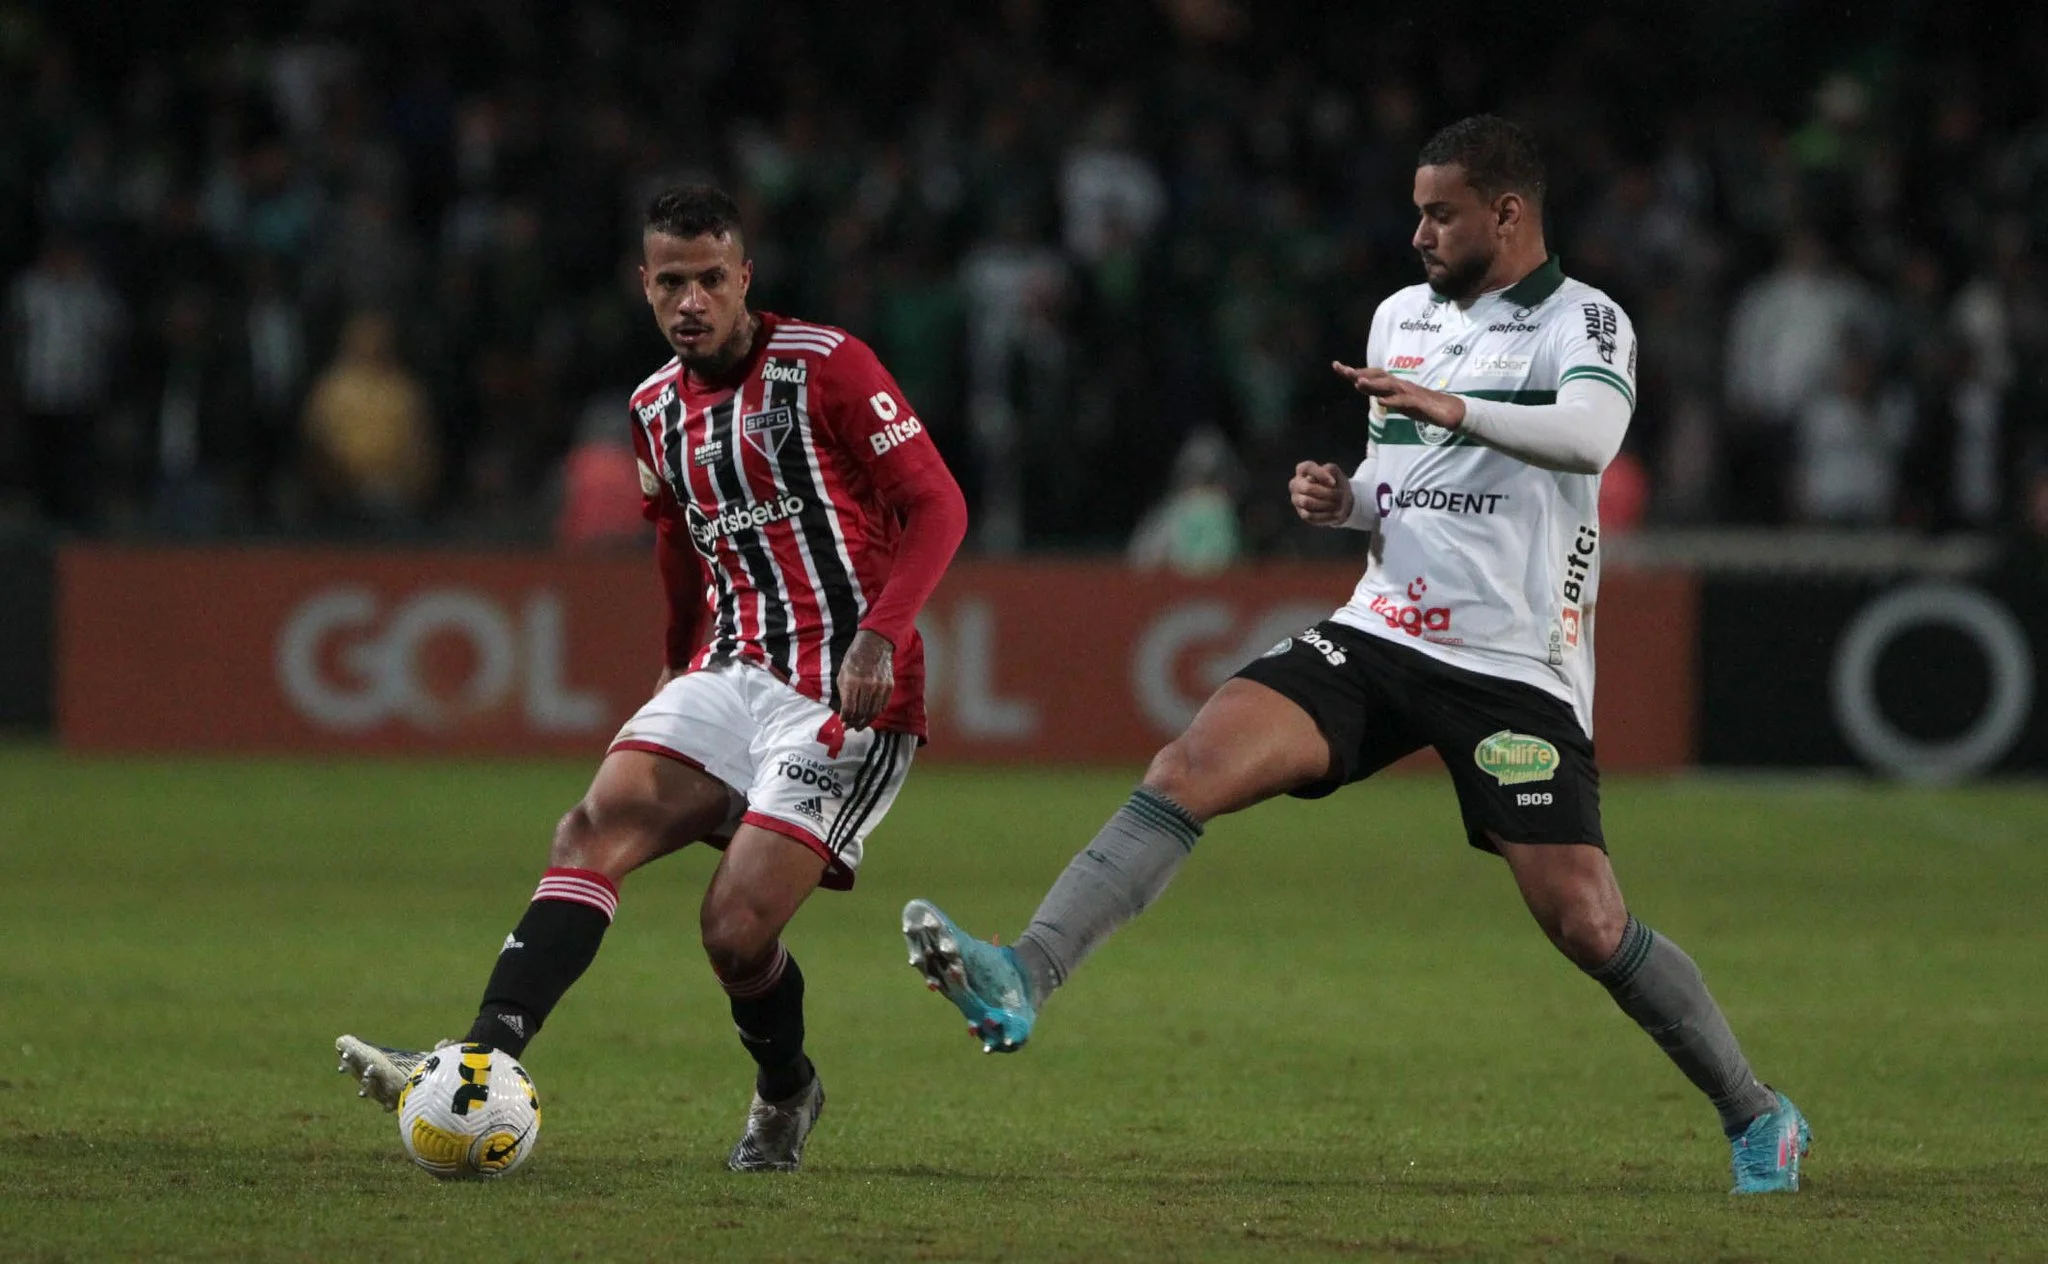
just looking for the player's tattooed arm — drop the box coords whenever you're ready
[836,629,895,730]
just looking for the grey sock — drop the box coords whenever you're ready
[1012,787,1203,1007]
[1587,916,1779,1134]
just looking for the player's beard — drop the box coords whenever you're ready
[680,312,759,378]
[1422,250,1493,304]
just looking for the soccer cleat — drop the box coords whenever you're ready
[335,1035,456,1112]
[901,899,1035,1053]
[1728,1091,1813,1194]
[726,1074,826,1173]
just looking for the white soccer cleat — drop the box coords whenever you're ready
[726,1074,826,1173]
[335,1035,453,1112]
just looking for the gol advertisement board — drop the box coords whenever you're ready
[58,547,1696,767]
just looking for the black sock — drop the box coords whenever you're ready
[465,867,619,1058]
[725,946,812,1102]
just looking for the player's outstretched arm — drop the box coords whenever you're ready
[1332,361,1627,474]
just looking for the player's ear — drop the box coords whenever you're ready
[1495,193,1526,236]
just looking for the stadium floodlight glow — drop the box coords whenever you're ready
[1829,583,2035,783]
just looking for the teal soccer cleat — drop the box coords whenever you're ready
[1728,1092,1812,1193]
[902,899,1036,1053]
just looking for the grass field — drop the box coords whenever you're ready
[2,748,2045,1262]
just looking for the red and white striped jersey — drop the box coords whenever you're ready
[628,313,962,738]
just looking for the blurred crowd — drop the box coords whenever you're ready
[3,0,2046,560]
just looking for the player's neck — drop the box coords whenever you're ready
[1462,244,1550,309]
[684,312,761,387]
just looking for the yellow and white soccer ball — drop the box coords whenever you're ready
[396,1043,541,1179]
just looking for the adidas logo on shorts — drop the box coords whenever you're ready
[793,797,824,824]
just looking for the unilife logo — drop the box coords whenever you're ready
[687,494,806,548]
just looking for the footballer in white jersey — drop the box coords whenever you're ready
[903,115,1810,1196]
[1331,255,1635,739]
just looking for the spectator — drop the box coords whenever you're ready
[1792,345,1913,525]
[555,396,649,552]
[300,310,438,531]
[3,10,2043,548]
[4,232,126,529]
[1723,231,1876,523]
[1060,99,1167,265]
[1128,427,1242,575]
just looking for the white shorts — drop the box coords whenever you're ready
[608,660,916,890]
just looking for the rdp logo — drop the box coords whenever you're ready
[276,587,605,733]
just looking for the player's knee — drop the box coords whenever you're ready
[1551,897,1626,970]
[548,796,660,879]
[1141,739,1203,808]
[699,895,777,980]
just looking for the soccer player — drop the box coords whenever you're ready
[902,117,1812,1195]
[338,184,968,1172]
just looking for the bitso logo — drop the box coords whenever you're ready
[870,415,925,456]
[1473,730,1561,786]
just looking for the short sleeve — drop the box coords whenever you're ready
[1553,293,1638,415]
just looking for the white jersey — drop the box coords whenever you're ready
[1331,257,1637,735]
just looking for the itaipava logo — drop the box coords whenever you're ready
[1473,730,1560,785]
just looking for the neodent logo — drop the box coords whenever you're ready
[1376,483,1509,516]
[688,494,806,548]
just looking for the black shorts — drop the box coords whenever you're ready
[1233,620,1603,852]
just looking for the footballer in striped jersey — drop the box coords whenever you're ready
[341,184,967,1174]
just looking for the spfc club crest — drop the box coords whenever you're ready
[742,406,794,458]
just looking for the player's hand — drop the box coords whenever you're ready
[835,629,895,730]
[1290,461,1354,526]
[1332,361,1468,430]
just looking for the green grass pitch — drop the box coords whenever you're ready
[2,747,2044,1262]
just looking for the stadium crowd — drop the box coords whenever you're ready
[3,0,2045,560]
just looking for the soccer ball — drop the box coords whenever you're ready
[396,1043,541,1179]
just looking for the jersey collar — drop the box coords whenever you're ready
[1497,254,1565,308]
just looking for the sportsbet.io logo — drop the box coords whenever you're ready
[1473,730,1561,786]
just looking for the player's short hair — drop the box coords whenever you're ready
[1417,115,1546,209]
[644,184,745,246]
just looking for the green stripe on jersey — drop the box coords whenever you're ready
[1559,364,1636,409]
[1378,390,1558,446]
